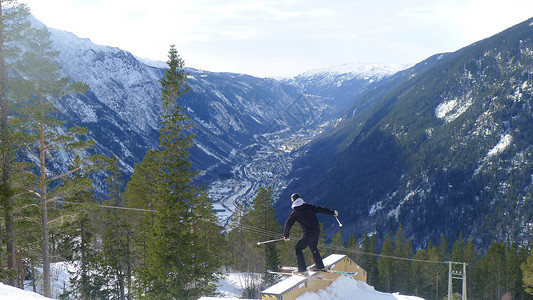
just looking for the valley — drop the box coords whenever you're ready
[207,98,330,226]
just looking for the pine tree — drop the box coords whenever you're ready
[134,45,223,299]
[226,204,264,298]
[328,230,345,256]
[517,246,530,299]
[436,234,449,298]
[0,0,31,285]
[483,241,506,298]
[242,187,281,288]
[123,149,158,230]
[226,204,250,271]
[506,242,523,299]
[361,232,378,286]
[378,232,394,292]
[13,26,90,297]
[521,247,533,296]
[410,248,427,297]
[347,234,361,267]
[462,236,477,300]
[55,170,103,300]
[99,156,131,300]
[393,225,412,293]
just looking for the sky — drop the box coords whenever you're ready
[19,0,533,78]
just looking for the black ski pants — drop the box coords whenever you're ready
[295,234,325,272]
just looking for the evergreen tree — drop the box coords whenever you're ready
[134,45,223,299]
[436,234,449,298]
[242,187,281,288]
[226,203,264,298]
[521,248,533,296]
[99,156,131,300]
[123,149,158,229]
[506,242,523,299]
[517,246,531,299]
[462,236,477,300]
[347,234,362,267]
[13,26,90,297]
[56,172,103,300]
[420,238,447,300]
[410,248,427,297]
[361,232,378,286]
[226,203,251,271]
[393,225,412,293]
[327,230,345,256]
[378,232,394,292]
[0,0,31,285]
[483,241,506,299]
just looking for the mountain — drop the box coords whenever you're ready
[21,16,402,224]
[282,63,408,118]
[276,17,533,248]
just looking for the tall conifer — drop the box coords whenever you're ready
[134,45,223,299]
[0,0,30,285]
[13,26,90,297]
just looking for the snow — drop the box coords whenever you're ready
[202,274,423,300]
[0,283,50,299]
[322,254,346,266]
[4,266,423,300]
[435,95,473,123]
[262,274,309,294]
[487,134,512,157]
[296,276,423,300]
[300,63,408,79]
[473,134,513,176]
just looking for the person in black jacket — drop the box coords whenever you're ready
[283,193,338,273]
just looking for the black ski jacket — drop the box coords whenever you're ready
[284,201,335,239]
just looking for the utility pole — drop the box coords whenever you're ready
[447,261,467,300]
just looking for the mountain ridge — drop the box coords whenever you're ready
[276,16,533,248]
[23,15,401,223]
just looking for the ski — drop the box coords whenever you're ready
[323,269,358,276]
[267,270,335,281]
[278,265,358,276]
[278,265,297,271]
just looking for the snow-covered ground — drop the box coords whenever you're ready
[201,275,424,300]
[0,283,50,299]
[296,276,423,300]
[12,264,423,300]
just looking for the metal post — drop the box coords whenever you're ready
[448,261,453,300]
[462,262,467,300]
[447,261,468,300]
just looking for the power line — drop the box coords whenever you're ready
[61,201,158,213]
[242,225,449,265]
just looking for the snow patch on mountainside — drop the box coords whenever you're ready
[474,134,513,176]
[435,93,473,122]
[488,134,513,157]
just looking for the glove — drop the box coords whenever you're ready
[334,210,339,217]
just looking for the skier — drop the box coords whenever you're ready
[283,193,338,274]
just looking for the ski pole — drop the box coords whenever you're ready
[257,237,286,245]
[335,215,343,227]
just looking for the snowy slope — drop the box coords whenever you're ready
[199,275,424,300]
[298,62,408,82]
[296,277,423,300]
[0,283,50,299]
[23,14,405,225]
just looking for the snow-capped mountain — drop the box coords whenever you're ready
[298,62,408,82]
[24,16,397,220]
[282,63,408,119]
[277,17,533,248]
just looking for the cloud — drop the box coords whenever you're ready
[20,0,533,77]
